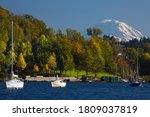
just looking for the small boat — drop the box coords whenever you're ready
[129,74,142,87]
[6,74,24,88]
[51,75,66,88]
[5,21,24,89]
[129,81,142,87]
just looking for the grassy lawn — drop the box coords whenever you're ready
[64,70,111,78]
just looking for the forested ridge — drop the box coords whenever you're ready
[1,6,150,79]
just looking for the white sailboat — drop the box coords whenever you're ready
[6,21,24,89]
[51,75,66,88]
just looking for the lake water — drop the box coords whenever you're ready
[0,82,150,100]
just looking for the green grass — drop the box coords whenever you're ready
[64,70,111,78]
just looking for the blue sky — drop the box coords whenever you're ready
[0,0,150,36]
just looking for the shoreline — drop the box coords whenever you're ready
[25,76,81,82]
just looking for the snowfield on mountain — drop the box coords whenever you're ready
[97,19,144,41]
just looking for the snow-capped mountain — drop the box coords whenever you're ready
[96,19,144,41]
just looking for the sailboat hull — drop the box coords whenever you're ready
[6,79,24,89]
[51,80,66,88]
[129,82,142,87]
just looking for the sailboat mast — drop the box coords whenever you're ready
[11,21,14,76]
[136,48,139,78]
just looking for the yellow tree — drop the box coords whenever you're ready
[47,53,56,72]
[89,37,105,77]
[17,53,27,70]
[0,41,6,72]
[34,64,39,73]
[45,64,49,74]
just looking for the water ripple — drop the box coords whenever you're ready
[0,82,150,100]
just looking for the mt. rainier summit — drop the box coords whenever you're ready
[97,19,144,41]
